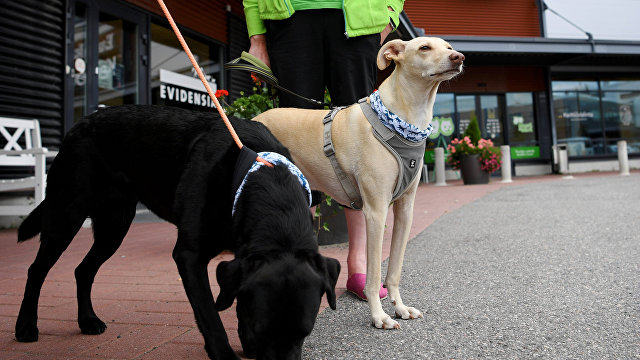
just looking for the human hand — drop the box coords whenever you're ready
[249,34,270,68]
[380,23,393,45]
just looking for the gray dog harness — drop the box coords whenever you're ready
[322,98,427,210]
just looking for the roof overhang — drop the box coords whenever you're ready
[432,35,640,69]
[442,35,640,55]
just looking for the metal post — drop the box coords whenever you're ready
[434,147,447,186]
[618,140,630,176]
[558,145,569,174]
[557,143,573,179]
[500,145,512,183]
[420,164,429,183]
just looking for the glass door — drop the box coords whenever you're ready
[66,0,148,128]
[97,12,139,108]
[479,95,505,146]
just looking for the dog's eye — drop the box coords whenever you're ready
[447,47,453,50]
[420,45,431,51]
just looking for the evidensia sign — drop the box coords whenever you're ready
[159,69,217,109]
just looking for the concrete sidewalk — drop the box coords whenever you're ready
[304,172,640,359]
[0,172,636,359]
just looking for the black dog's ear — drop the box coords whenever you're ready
[316,255,341,310]
[216,260,243,311]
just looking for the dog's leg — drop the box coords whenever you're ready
[386,183,423,321]
[75,195,137,335]
[173,240,238,360]
[16,199,89,342]
[363,202,400,330]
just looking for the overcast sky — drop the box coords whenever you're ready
[543,0,640,41]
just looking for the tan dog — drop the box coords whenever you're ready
[254,37,464,329]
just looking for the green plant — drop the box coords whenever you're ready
[217,75,277,120]
[446,114,502,174]
[463,114,482,145]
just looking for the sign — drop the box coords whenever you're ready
[511,146,540,160]
[563,111,594,122]
[159,69,218,109]
[429,116,454,139]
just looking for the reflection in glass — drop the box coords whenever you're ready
[506,93,536,146]
[97,13,138,107]
[150,23,221,110]
[602,90,640,154]
[480,95,503,146]
[553,91,603,156]
[455,95,475,136]
[72,4,87,122]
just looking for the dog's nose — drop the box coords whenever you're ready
[449,51,465,64]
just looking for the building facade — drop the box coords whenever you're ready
[1,0,638,178]
[404,0,640,175]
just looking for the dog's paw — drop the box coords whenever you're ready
[371,314,400,330]
[15,319,39,342]
[395,306,423,320]
[79,316,107,335]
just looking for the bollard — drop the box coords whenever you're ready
[500,145,512,183]
[434,147,447,186]
[557,144,569,175]
[420,164,429,183]
[618,140,630,176]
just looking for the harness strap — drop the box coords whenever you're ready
[322,107,363,210]
[358,98,427,201]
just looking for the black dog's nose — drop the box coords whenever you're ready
[449,51,465,64]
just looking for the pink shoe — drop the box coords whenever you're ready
[346,273,388,301]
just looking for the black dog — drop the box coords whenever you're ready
[14,105,340,360]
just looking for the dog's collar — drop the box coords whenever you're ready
[232,151,312,215]
[369,90,433,142]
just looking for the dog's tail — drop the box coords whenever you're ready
[17,201,44,242]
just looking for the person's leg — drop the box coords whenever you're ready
[322,17,385,299]
[265,10,326,109]
[345,208,366,276]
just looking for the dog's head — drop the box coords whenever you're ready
[377,36,464,81]
[216,253,340,359]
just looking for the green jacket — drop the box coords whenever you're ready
[243,0,405,38]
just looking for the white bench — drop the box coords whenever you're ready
[0,117,57,216]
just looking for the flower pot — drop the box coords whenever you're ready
[460,154,489,185]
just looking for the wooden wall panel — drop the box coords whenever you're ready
[125,0,245,43]
[404,0,542,37]
[439,66,546,93]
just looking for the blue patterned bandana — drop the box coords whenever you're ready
[232,152,312,215]
[369,90,432,142]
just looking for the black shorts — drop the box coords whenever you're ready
[266,9,380,108]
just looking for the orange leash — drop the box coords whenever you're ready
[156,0,272,167]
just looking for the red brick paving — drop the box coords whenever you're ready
[0,172,630,359]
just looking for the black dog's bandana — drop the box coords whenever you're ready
[231,147,312,215]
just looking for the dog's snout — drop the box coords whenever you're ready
[449,51,465,64]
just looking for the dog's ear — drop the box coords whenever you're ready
[377,39,406,70]
[315,255,341,310]
[215,260,243,311]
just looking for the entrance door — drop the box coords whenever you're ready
[455,94,505,146]
[66,0,148,130]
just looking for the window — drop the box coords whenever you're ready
[507,93,540,160]
[552,78,640,156]
[456,95,476,136]
[430,93,455,145]
[506,93,536,146]
[601,81,640,155]
[150,23,222,110]
[480,95,504,146]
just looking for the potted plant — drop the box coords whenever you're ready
[446,115,502,185]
